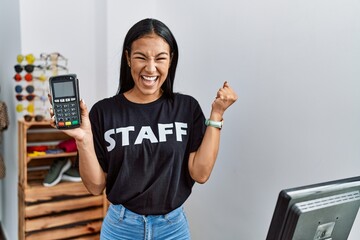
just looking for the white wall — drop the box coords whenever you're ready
[1,0,359,239]
[0,0,22,239]
[19,0,108,109]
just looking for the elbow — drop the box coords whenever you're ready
[196,178,209,184]
[188,153,215,184]
[189,165,213,184]
[83,181,106,195]
[87,187,104,196]
[91,190,104,196]
[79,170,106,195]
[191,173,211,184]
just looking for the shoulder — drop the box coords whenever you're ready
[172,93,203,115]
[173,92,200,105]
[92,94,123,108]
[89,95,119,115]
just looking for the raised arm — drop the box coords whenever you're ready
[188,81,238,183]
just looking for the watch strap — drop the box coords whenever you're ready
[205,119,223,129]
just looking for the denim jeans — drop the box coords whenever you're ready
[100,204,191,240]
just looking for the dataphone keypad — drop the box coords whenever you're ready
[54,97,79,127]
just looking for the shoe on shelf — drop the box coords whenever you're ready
[62,167,82,182]
[43,158,72,187]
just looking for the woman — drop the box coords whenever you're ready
[50,18,237,239]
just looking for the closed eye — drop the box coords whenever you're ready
[132,52,147,60]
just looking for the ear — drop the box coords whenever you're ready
[125,50,131,67]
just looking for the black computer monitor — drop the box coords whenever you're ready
[266,176,360,240]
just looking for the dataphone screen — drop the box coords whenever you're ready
[53,81,75,98]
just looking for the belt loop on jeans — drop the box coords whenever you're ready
[119,205,125,221]
[164,213,169,221]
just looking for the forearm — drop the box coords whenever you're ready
[76,134,106,195]
[189,112,222,184]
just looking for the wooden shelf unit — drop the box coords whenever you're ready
[18,120,107,240]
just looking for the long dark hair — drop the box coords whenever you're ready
[117,18,179,100]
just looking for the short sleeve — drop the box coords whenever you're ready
[89,104,109,173]
[188,98,206,152]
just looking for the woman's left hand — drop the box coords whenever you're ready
[211,81,238,117]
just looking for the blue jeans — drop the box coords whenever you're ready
[100,204,191,240]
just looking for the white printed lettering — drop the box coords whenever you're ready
[105,129,116,151]
[158,123,174,142]
[175,122,187,141]
[104,122,188,152]
[135,126,158,144]
[116,126,135,146]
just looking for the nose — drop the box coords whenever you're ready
[145,59,156,73]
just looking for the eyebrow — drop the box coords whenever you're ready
[132,51,169,57]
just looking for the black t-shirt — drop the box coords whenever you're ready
[89,93,206,215]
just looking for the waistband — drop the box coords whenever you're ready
[110,204,184,221]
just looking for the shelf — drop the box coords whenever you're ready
[27,151,77,163]
[19,119,52,127]
[18,120,107,240]
[24,181,90,202]
[25,221,101,240]
[25,195,103,218]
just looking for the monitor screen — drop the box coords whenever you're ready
[266,176,360,240]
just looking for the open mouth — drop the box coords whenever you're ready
[141,75,159,86]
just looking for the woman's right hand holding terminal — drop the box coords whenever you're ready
[49,97,106,195]
[49,98,92,142]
